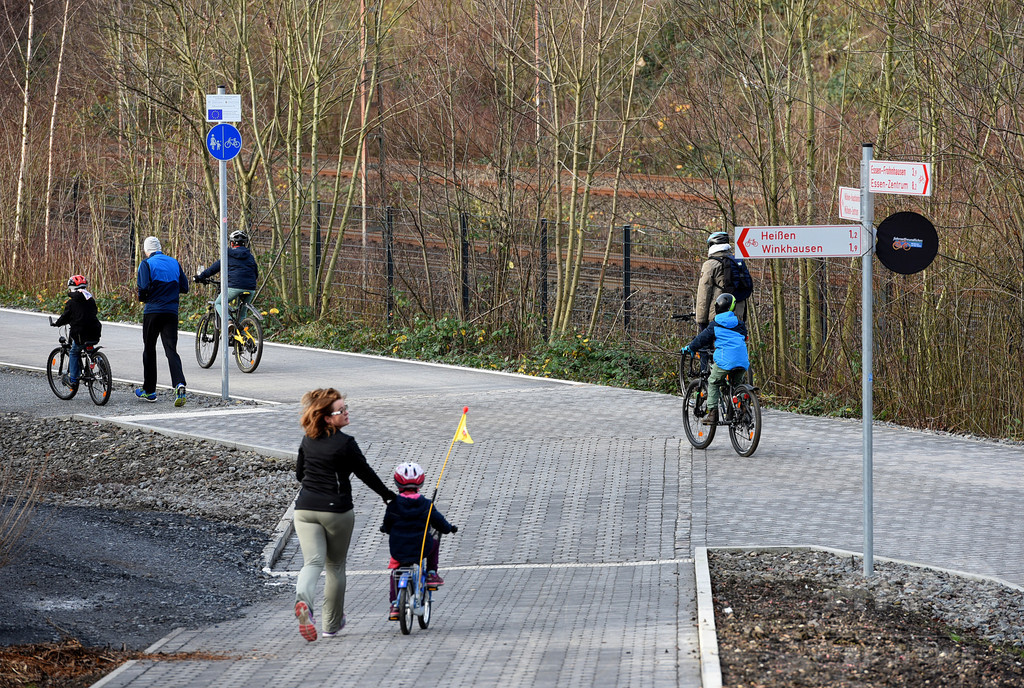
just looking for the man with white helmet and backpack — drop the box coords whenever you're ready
[695,231,751,331]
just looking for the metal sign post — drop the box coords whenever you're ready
[860,143,875,577]
[205,87,243,400]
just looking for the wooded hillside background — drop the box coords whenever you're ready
[2,0,1022,437]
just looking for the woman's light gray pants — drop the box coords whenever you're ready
[294,509,355,634]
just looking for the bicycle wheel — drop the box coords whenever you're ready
[87,352,113,406]
[418,586,431,629]
[195,312,219,368]
[682,380,715,449]
[398,586,413,635]
[677,354,687,395]
[728,385,762,457]
[233,312,263,373]
[46,347,77,400]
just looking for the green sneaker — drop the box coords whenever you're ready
[174,384,187,407]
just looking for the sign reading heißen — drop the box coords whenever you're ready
[735,224,864,259]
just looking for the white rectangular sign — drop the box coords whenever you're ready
[838,186,861,221]
[206,94,242,123]
[735,224,864,259]
[868,159,932,196]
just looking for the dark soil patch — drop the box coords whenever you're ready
[0,638,237,688]
[712,561,1024,687]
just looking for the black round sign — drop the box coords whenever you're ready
[875,211,938,275]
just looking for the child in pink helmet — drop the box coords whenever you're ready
[381,462,458,620]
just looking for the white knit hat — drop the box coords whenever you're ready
[143,236,162,254]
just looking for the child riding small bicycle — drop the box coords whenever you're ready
[682,292,749,426]
[51,275,102,389]
[380,462,458,621]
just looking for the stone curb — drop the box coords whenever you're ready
[694,547,722,688]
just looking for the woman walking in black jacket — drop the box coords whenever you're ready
[293,388,396,641]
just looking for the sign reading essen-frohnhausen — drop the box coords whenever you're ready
[735,225,863,259]
[868,160,932,196]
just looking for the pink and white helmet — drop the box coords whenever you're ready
[393,462,425,490]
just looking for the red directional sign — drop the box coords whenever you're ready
[868,160,932,196]
[736,225,864,259]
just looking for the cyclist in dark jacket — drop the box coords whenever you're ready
[52,275,102,386]
[381,462,457,621]
[194,230,258,322]
[683,292,750,426]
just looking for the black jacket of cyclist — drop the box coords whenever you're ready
[54,276,102,344]
[195,230,259,290]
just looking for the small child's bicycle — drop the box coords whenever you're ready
[392,556,434,635]
[680,347,762,456]
[46,318,112,406]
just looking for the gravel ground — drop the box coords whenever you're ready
[0,400,296,651]
[711,549,1024,686]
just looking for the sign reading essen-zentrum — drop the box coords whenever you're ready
[735,224,863,259]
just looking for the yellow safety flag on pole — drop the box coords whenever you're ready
[454,412,473,444]
[419,407,473,567]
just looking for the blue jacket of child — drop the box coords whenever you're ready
[687,310,750,371]
[382,492,455,565]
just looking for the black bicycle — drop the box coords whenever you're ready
[46,318,112,406]
[673,313,761,456]
[194,278,263,373]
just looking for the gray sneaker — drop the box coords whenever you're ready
[321,616,346,637]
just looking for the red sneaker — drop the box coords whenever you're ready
[388,603,399,621]
[426,571,444,587]
[295,601,317,642]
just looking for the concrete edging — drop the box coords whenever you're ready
[694,547,722,688]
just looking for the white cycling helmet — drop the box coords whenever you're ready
[393,462,425,490]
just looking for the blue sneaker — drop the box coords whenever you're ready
[174,384,187,407]
[134,388,157,403]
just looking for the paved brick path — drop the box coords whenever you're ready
[2,309,1022,687]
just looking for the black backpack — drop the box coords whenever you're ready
[714,254,753,302]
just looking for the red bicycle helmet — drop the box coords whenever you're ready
[393,462,425,491]
[67,275,88,292]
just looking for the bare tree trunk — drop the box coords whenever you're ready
[43,0,73,263]
[13,0,37,269]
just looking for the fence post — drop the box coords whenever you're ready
[540,218,549,338]
[385,206,395,330]
[460,211,470,319]
[623,224,632,333]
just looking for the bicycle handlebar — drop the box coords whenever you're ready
[671,313,695,322]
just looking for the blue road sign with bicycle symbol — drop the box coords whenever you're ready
[207,123,242,161]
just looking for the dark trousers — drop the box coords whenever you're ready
[142,312,186,393]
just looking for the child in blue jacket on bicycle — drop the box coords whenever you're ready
[682,292,750,426]
[381,462,457,621]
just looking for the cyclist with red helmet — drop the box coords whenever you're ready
[381,462,458,621]
[51,275,102,389]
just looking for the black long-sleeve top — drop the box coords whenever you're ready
[295,430,394,513]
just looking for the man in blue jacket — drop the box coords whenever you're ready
[136,235,190,406]
[682,292,750,426]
